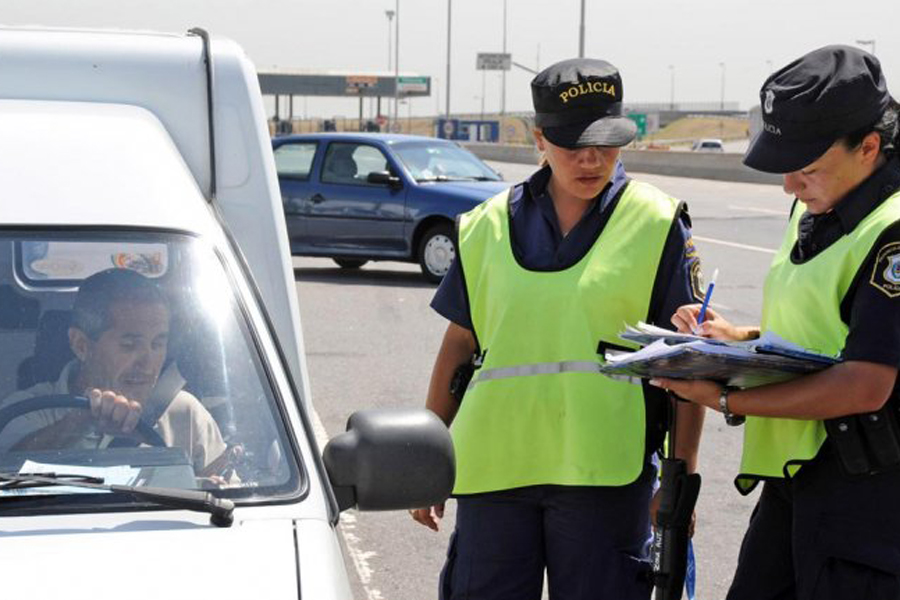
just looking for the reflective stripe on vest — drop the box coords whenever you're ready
[736,190,900,494]
[453,181,680,494]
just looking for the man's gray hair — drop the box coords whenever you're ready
[71,268,167,340]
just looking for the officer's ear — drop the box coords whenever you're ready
[533,128,546,152]
[858,131,882,166]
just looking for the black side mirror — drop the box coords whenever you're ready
[323,408,455,512]
[366,171,402,188]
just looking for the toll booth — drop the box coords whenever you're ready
[437,118,499,143]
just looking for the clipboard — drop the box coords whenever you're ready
[599,327,840,388]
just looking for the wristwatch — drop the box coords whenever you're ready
[718,387,745,426]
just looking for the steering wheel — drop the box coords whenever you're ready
[0,394,167,448]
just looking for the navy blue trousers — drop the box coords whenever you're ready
[439,462,656,600]
[727,444,900,600]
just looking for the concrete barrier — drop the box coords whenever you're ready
[463,142,782,186]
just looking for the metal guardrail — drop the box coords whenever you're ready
[462,142,782,186]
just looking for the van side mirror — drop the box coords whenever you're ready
[366,171,402,188]
[323,408,455,512]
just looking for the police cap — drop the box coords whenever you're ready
[744,45,891,174]
[531,58,636,149]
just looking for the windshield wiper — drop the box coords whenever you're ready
[0,472,105,491]
[0,471,234,527]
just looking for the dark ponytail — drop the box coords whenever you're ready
[889,98,900,161]
[842,98,899,160]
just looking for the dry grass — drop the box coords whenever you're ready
[644,116,749,145]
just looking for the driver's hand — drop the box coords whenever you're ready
[87,389,142,435]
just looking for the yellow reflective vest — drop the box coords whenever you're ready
[737,190,900,493]
[452,181,680,494]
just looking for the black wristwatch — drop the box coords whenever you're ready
[718,387,745,426]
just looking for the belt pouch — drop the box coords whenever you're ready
[859,404,900,470]
[825,416,871,477]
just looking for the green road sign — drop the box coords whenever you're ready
[627,113,647,138]
[397,76,429,94]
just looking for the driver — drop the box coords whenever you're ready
[0,268,228,476]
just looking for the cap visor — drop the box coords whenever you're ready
[743,130,835,174]
[542,116,637,149]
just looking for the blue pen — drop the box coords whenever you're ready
[696,268,719,326]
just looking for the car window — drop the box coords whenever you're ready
[274,142,317,180]
[0,231,302,505]
[321,142,389,186]
[393,141,501,182]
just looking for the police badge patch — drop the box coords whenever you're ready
[690,260,704,302]
[764,89,775,114]
[870,242,900,298]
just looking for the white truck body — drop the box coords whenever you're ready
[0,27,453,600]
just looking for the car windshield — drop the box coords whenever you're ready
[0,230,301,507]
[392,141,501,182]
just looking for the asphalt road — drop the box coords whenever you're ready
[295,160,794,600]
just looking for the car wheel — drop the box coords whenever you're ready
[418,223,455,283]
[334,258,368,269]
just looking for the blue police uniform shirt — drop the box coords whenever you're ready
[432,161,702,330]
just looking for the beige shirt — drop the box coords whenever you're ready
[0,361,227,473]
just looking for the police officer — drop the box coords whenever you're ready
[410,58,706,600]
[652,45,900,599]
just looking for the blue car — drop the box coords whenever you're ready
[272,133,508,282]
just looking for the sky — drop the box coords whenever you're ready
[1,0,897,121]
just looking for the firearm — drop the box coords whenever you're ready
[449,352,483,403]
[652,393,702,600]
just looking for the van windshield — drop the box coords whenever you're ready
[0,231,301,505]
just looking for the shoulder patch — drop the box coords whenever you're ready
[870,241,900,298]
[690,260,705,302]
[684,236,698,260]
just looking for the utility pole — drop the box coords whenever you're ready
[578,0,585,58]
[446,0,452,118]
[501,0,507,115]
[668,65,675,110]
[392,0,400,130]
[719,62,726,111]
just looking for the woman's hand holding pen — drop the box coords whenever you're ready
[671,304,744,341]
[664,302,753,409]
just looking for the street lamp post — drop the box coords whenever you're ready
[719,62,726,111]
[856,39,876,56]
[578,0,586,58]
[385,10,395,70]
[383,9,395,127]
[668,65,674,110]
[445,0,452,118]
[501,0,507,115]
[393,0,400,131]
[481,69,486,122]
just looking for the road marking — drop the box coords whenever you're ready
[693,235,777,255]
[728,204,787,216]
[310,406,385,600]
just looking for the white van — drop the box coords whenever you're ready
[0,27,453,599]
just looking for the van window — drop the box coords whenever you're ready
[0,231,302,505]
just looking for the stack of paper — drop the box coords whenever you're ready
[600,322,839,388]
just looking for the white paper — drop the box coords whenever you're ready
[1,460,141,496]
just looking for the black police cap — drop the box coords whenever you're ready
[531,58,636,149]
[744,45,891,174]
